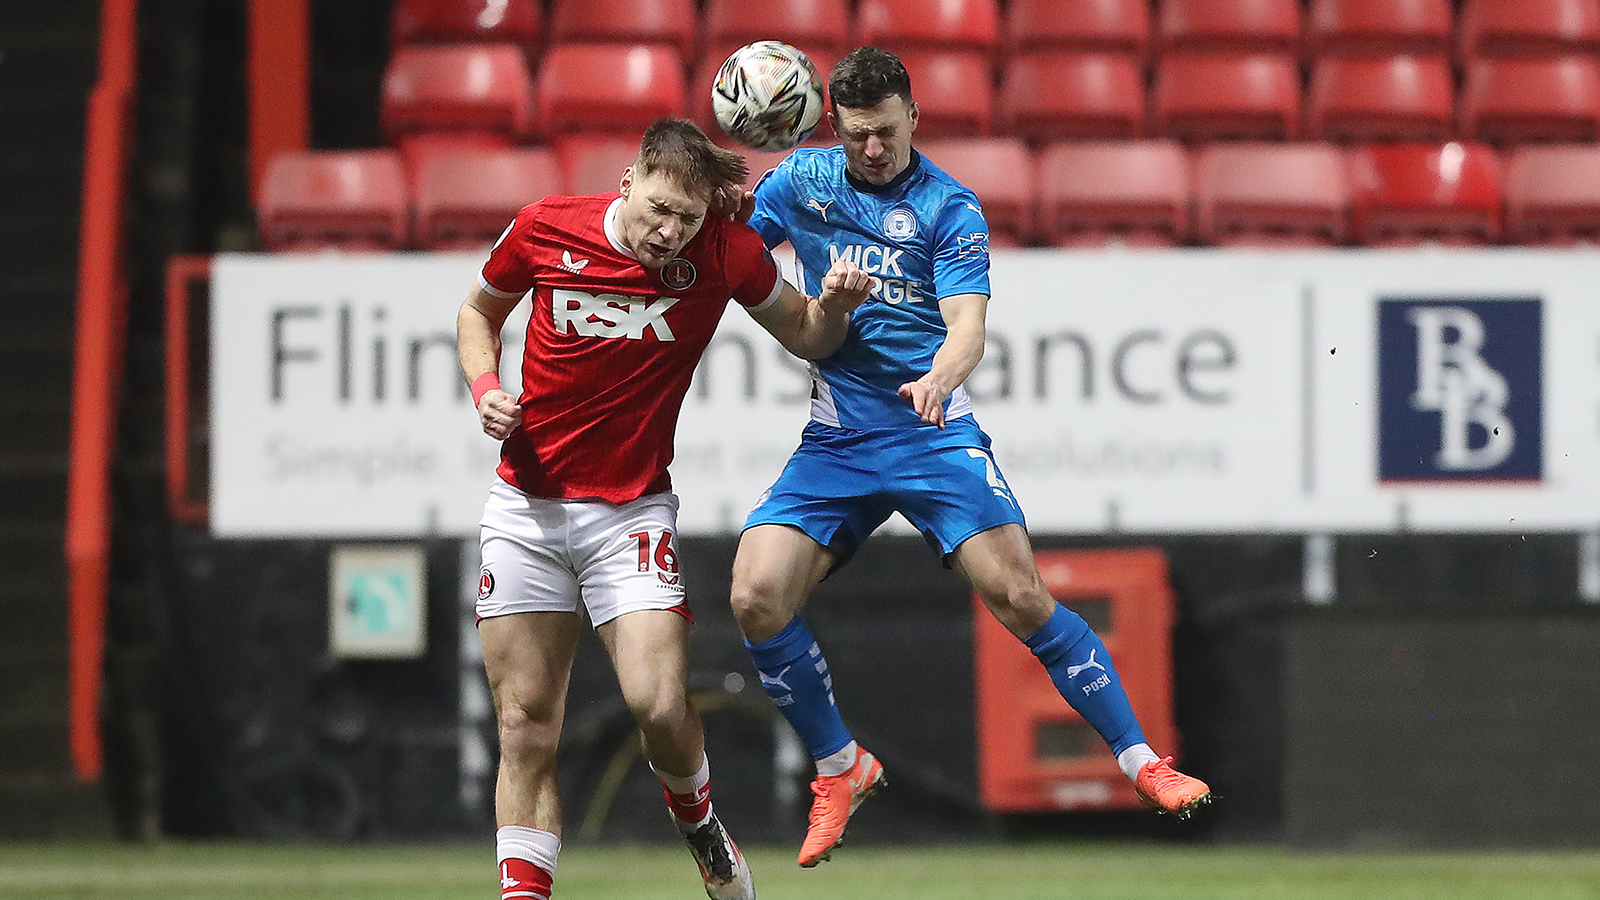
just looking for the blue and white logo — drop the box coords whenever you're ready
[882,206,917,240]
[1377,297,1542,481]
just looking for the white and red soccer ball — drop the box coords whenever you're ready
[711,41,825,152]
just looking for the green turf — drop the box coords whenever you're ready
[0,841,1597,900]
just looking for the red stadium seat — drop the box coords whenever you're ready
[1307,55,1454,142]
[1036,140,1190,246]
[413,146,565,250]
[1307,0,1453,57]
[1153,52,1300,141]
[556,134,641,197]
[1157,0,1301,54]
[1194,143,1351,246]
[999,52,1144,141]
[537,44,687,137]
[547,0,696,54]
[257,150,410,251]
[1460,56,1600,144]
[390,0,543,52]
[899,52,994,137]
[1459,0,1600,59]
[917,138,1036,245]
[380,43,536,142]
[1504,144,1600,244]
[855,0,1001,57]
[703,0,851,59]
[1002,0,1151,60]
[692,44,839,139]
[1348,142,1503,245]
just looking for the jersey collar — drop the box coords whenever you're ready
[844,148,922,196]
[602,197,636,259]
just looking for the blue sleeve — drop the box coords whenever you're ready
[747,161,795,250]
[932,192,991,299]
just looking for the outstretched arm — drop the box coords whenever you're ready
[456,285,524,440]
[898,292,988,428]
[748,258,872,360]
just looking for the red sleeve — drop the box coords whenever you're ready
[478,203,540,298]
[722,220,784,311]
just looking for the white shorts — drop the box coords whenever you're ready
[477,477,691,627]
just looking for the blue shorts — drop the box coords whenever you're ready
[744,417,1027,567]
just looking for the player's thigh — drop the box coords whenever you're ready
[594,609,692,719]
[479,611,583,727]
[951,523,1055,637]
[893,432,1026,558]
[745,428,891,564]
[571,493,693,627]
[731,523,836,613]
[478,481,583,619]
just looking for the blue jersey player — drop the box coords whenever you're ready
[728,48,1212,868]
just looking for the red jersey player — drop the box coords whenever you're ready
[455,119,870,900]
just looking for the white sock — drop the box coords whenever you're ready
[815,740,859,777]
[1117,743,1162,781]
[497,825,561,873]
[651,753,711,796]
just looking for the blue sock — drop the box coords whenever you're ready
[745,618,853,759]
[1023,604,1147,757]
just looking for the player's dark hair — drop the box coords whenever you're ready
[636,118,748,199]
[828,46,914,111]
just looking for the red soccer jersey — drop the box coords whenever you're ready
[478,194,783,503]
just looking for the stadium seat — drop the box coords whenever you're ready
[1306,0,1453,57]
[1348,142,1503,245]
[999,52,1144,141]
[537,44,687,137]
[1194,143,1351,246]
[917,138,1036,245]
[1307,55,1454,142]
[1458,0,1600,59]
[898,52,994,137]
[854,0,1001,57]
[1002,0,1151,60]
[1460,56,1600,144]
[1153,52,1300,141]
[257,150,410,251]
[1504,144,1600,244]
[547,0,696,54]
[1036,140,1190,246]
[1157,0,1301,54]
[703,0,852,59]
[556,134,642,196]
[380,43,536,142]
[413,146,565,250]
[692,44,838,139]
[390,0,543,52]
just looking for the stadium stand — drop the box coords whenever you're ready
[1036,140,1191,245]
[1459,56,1600,143]
[1156,0,1302,54]
[556,134,645,196]
[998,52,1145,140]
[1348,141,1503,245]
[1153,52,1301,141]
[379,43,536,144]
[854,0,1001,58]
[537,43,687,136]
[1193,142,1351,246]
[1306,54,1455,142]
[1306,0,1454,57]
[389,0,544,53]
[917,137,1036,245]
[702,0,852,58]
[257,150,411,251]
[547,0,697,54]
[1504,143,1600,244]
[896,51,995,136]
[1457,0,1600,59]
[1001,0,1151,60]
[413,146,565,250]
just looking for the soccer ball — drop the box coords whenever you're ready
[711,41,825,152]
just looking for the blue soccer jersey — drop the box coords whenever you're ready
[748,147,992,430]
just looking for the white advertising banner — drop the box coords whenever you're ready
[210,250,1600,537]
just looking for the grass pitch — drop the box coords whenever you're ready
[0,840,1597,900]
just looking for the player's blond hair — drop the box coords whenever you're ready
[636,118,749,200]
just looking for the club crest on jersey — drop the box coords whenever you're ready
[660,257,697,290]
[883,206,918,239]
[478,568,495,601]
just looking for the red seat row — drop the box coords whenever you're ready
[391,0,1600,63]
[256,140,1600,252]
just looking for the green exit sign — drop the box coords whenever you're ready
[329,544,426,659]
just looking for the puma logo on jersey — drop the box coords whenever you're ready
[805,197,835,222]
[552,289,678,340]
[559,250,590,273]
